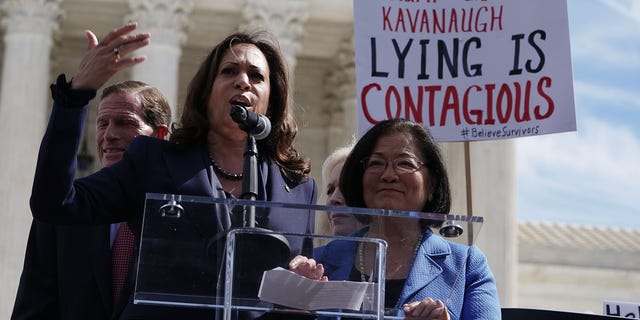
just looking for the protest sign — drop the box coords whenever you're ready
[354,0,576,141]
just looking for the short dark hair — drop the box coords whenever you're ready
[100,80,172,130]
[340,118,451,226]
[170,31,310,183]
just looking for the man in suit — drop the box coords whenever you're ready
[12,80,171,320]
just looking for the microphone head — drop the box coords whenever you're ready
[230,104,271,140]
[439,220,464,238]
[253,114,271,140]
[230,105,249,125]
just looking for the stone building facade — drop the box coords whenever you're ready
[518,221,640,314]
[1,1,634,319]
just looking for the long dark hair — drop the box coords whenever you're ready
[341,118,451,226]
[169,31,310,183]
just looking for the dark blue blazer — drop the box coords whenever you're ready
[22,98,317,320]
[313,229,501,320]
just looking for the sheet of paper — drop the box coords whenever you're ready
[258,267,377,311]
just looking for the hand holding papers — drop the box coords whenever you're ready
[258,267,375,311]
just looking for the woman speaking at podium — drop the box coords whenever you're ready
[30,22,316,319]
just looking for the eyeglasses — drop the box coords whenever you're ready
[360,156,425,175]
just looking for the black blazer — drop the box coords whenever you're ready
[16,96,317,319]
[12,222,114,320]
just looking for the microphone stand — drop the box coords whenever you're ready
[230,131,290,302]
[217,107,288,317]
[239,134,258,227]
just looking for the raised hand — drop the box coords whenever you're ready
[71,22,150,90]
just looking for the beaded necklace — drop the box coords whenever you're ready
[209,153,243,181]
[358,232,423,308]
[357,232,423,281]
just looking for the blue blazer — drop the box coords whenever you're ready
[314,229,501,320]
[24,96,317,319]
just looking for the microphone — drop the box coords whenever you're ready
[439,220,464,238]
[159,194,184,218]
[230,105,271,140]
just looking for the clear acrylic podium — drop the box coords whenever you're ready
[134,193,483,319]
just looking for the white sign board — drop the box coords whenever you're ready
[354,0,576,141]
[604,300,640,319]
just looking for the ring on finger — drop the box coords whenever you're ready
[113,47,121,62]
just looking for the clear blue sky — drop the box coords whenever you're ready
[517,0,640,229]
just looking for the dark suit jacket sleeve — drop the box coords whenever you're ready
[11,220,60,320]
[30,75,124,225]
[30,90,145,227]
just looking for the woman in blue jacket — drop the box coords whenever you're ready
[291,119,500,320]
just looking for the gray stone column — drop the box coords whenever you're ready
[323,34,357,153]
[0,0,62,317]
[127,0,193,121]
[240,0,309,74]
[442,140,518,306]
[314,34,358,236]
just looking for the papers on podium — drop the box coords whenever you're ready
[258,267,376,311]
